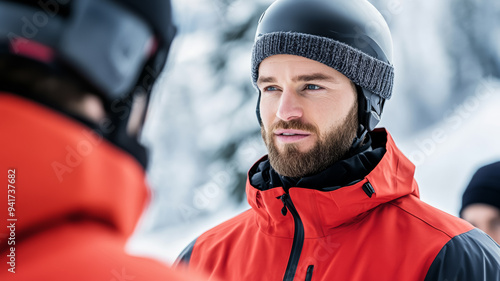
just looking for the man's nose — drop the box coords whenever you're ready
[276,89,303,121]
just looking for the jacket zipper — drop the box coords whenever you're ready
[305,265,314,281]
[279,193,305,281]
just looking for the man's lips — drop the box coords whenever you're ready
[273,129,311,143]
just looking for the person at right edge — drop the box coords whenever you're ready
[460,161,500,244]
[0,0,207,280]
[175,0,500,280]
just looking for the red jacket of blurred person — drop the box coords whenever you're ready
[0,93,207,281]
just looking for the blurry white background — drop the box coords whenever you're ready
[127,0,500,264]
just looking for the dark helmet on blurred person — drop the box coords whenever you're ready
[0,0,177,166]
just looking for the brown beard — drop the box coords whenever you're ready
[261,102,358,178]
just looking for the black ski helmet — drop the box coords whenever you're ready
[252,0,394,141]
[0,0,176,166]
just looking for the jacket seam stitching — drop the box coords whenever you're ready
[313,191,328,237]
[388,201,454,239]
[394,146,400,195]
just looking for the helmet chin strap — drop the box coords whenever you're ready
[348,86,373,156]
[97,48,168,170]
[349,124,368,156]
[256,91,263,125]
[96,92,149,169]
[104,101,149,168]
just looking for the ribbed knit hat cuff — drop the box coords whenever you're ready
[251,31,394,99]
[460,187,500,217]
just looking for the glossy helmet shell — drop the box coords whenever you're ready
[0,0,176,102]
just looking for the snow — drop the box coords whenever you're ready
[396,78,500,215]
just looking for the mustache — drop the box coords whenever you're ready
[269,119,318,135]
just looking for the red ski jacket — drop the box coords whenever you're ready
[178,129,500,281]
[0,93,207,281]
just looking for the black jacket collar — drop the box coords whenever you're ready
[250,133,386,192]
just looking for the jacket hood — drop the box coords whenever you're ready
[246,129,420,238]
[0,93,149,241]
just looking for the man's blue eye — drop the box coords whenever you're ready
[306,84,321,90]
[264,86,277,91]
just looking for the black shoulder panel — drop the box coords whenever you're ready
[173,238,197,267]
[424,228,500,281]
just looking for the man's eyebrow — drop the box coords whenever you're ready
[257,76,276,85]
[293,73,336,82]
[257,73,337,85]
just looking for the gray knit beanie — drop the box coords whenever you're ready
[251,31,394,100]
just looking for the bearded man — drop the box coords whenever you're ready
[176,0,500,280]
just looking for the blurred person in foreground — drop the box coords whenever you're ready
[176,0,500,280]
[0,0,206,280]
[460,161,500,244]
